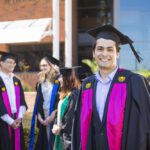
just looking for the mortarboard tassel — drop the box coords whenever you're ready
[128,42,143,63]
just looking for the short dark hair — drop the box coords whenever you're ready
[0,52,17,62]
[92,41,120,52]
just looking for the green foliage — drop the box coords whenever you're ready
[18,59,30,72]
[24,127,39,149]
[24,127,30,149]
[82,59,99,73]
[23,115,38,149]
[81,59,150,83]
[23,82,32,92]
[136,69,150,78]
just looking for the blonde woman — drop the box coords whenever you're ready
[29,56,60,150]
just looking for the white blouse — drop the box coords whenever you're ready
[41,81,53,111]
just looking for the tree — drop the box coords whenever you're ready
[82,58,99,74]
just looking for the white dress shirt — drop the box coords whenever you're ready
[95,67,118,121]
[0,71,26,125]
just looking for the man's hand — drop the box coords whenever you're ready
[16,118,22,127]
[11,118,22,129]
[11,120,18,129]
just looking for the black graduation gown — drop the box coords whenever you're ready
[0,76,27,150]
[35,83,59,150]
[59,89,80,150]
[72,69,150,150]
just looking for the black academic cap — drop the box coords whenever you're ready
[60,67,72,76]
[60,66,81,77]
[87,24,142,63]
[44,55,60,66]
[78,64,93,80]
[0,51,17,62]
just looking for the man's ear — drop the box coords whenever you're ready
[93,51,95,58]
[117,51,120,59]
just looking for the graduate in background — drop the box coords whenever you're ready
[72,25,150,150]
[52,67,81,150]
[29,55,60,150]
[0,51,27,150]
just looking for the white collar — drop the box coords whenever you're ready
[96,66,118,83]
[0,71,14,80]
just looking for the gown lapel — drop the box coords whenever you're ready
[93,69,120,129]
[92,79,102,126]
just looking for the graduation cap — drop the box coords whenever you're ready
[78,64,93,80]
[0,51,17,62]
[60,66,81,77]
[60,67,72,76]
[87,24,142,63]
[44,55,60,66]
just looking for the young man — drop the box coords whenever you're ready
[0,52,27,150]
[72,25,150,150]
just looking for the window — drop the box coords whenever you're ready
[119,0,150,70]
[9,44,52,72]
[78,0,113,31]
[77,0,113,69]
[5,0,31,4]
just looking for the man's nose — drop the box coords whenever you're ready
[101,49,108,56]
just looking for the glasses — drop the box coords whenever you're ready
[4,61,16,65]
[39,64,49,67]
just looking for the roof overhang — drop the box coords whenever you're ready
[0,18,52,44]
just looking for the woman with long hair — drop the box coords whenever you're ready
[29,56,60,150]
[52,67,81,150]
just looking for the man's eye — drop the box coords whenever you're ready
[108,48,113,51]
[97,48,103,51]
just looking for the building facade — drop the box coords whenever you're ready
[0,0,149,71]
[119,0,150,70]
[77,0,150,70]
[0,0,65,71]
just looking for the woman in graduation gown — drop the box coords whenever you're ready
[29,55,60,150]
[72,25,150,150]
[52,67,81,150]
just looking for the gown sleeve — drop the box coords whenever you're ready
[127,74,150,150]
[18,79,28,109]
[0,94,8,116]
[71,88,82,150]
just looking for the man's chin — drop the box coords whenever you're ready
[9,69,14,73]
[99,65,114,71]
[99,64,109,69]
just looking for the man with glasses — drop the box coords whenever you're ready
[0,51,27,150]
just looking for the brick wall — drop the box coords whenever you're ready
[0,0,65,41]
[16,72,38,91]
[24,91,36,115]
